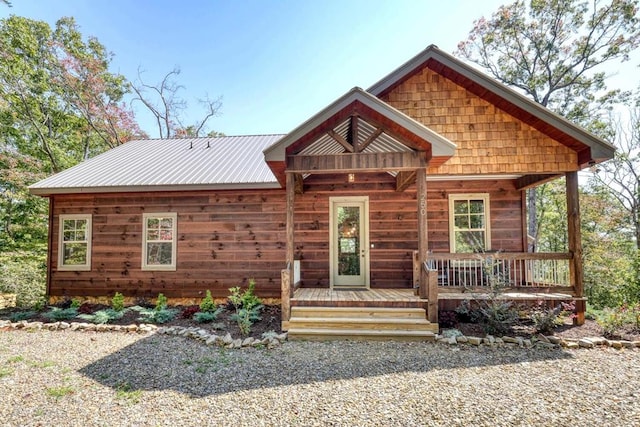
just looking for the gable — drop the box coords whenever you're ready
[370,45,615,170]
[381,67,579,175]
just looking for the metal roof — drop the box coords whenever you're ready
[29,135,285,195]
[368,44,615,163]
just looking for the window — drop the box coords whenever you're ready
[449,194,490,253]
[142,213,177,270]
[58,214,92,271]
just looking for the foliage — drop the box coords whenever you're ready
[230,306,263,336]
[46,386,74,399]
[111,292,125,312]
[597,307,628,336]
[180,305,200,319]
[228,279,263,335]
[439,311,458,328]
[476,301,519,335]
[529,301,576,333]
[8,310,36,322]
[0,251,46,308]
[70,298,81,309]
[77,308,125,324]
[115,382,141,404]
[43,307,78,321]
[199,290,216,313]
[193,308,224,324]
[131,295,177,324]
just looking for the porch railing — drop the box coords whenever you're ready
[425,252,572,290]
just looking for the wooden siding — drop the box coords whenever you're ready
[295,173,523,289]
[50,190,287,299]
[49,176,524,299]
[381,67,579,175]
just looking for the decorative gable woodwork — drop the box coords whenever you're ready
[381,67,579,175]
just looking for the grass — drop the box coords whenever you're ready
[46,386,74,399]
[115,382,142,404]
[0,367,13,378]
[7,355,24,363]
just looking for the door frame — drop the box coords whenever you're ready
[329,196,370,289]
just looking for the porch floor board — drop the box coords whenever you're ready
[438,291,586,301]
[291,288,426,308]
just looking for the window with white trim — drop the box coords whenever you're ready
[449,194,491,253]
[142,213,177,270]
[58,214,92,271]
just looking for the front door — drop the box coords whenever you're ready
[330,197,370,288]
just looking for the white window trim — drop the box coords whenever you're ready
[448,193,491,253]
[142,212,178,271]
[58,214,92,271]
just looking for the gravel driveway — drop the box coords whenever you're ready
[1,330,639,426]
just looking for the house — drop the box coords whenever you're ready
[30,45,615,339]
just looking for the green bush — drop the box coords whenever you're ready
[199,290,216,313]
[111,292,125,312]
[130,294,177,324]
[228,279,263,335]
[193,308,224,323]
[9,310,36,322]
[77,308,125,324]
[0,252,46,308]
[43,307,78,321]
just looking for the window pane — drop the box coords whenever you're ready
[159,230,173,241]
[63,230,75,242]
[63,243,87,265]
[147,218,159,229]
[63,220,74,231]
[454,201,468,214]
[160,218,173,229]
[76,220,87,232]
[147,230,159,241]
[455,231,485,253]
[469,214,485,229]
[75,230,86,241]
[469,200,484,213]
[147,242,173,265]
[454,215,469,229]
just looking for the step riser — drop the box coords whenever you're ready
[287,328,436,342]
[288,334,435,342]
[288,320,438,332]
[290,307,426,319]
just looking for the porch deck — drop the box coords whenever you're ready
[291,288,427,308]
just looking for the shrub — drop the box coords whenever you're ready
[43,307,78,321]
[597,307,627,337]
[200,290,216,313]
[193,308,224,323]
[131,294,177,324]
[111,292,125,312]
[77,308,125,324]
[155,293,168,311]
[9,310,36,322]
[0,252,46,308]
[439,311,458,328]
[476,301,518,336]
[181,305,200,319]
[530,301,576,334]
[228,279,263,335]
[70,298,82,309]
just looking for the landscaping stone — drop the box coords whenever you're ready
[609,341,623,349]
[456,335,468,343]
[59,322,70,330]
[502,336,519,344]
[547,336,562,345]
[468,336,482,346]
[578,339,594,349]
[565,341,580,349]
[242,337,254,347]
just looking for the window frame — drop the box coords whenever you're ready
[58,214,92,271]
[448,193,491,253]
[142,212,178,271]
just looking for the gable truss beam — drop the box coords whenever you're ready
[395,170,417,192]
[327,129,354,153]
[359,127,384,153]
[287,151,426,173]
[516,174,562,191]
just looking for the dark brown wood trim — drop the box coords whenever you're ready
[396,170,416,192]
[287,151,427,173]
[46,197,54,298]
[294,173,304,195]
[351,115,359,152]
[327,129,353,153]
[359,127,384,152]
[516,174,561,190]
[286,172,295,300]
[521,192,528,252]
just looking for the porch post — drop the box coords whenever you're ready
[283,172,295,327]
[566,171,585,325]
[417,167,436,322]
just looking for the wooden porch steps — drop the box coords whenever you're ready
[287,306,437,341]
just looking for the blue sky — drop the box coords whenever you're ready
[2,0,638,137]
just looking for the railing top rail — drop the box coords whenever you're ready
[427,252,572,261]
